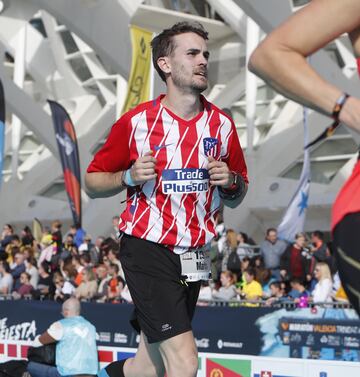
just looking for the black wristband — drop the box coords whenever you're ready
[222,171,238,193]
[219,174,246,201]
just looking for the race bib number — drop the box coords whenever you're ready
[162,168,209,195]
[180,247,211,282]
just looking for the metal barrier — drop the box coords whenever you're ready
[0,294,352,309]
[197,298,353,309]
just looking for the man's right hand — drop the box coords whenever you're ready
[85,152,157,198]
[129,151,157,185]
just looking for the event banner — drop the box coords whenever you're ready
[121,25,152,114]
[48,100,82,226]
[0,301,359,363]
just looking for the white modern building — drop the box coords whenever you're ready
[0,0,359,241]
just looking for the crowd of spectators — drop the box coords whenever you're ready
[0,217,131,304]
[0,216,350,308]
[203,222,349,307]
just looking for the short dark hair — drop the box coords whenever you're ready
[266,228,277,236]
[245,267,256,278]
[26,256,37,266]
[110,263,119,274]
[270,281,281,290]
[312,230,324,240]
[151,21,208,82]
[80,253,91,264]
[5,224,13,233]
[290,277,304,286]
[21,272,31,281]
[40,261,51,274]
[52,220,62,230]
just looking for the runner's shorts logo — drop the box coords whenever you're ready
[162,168,209,195]
[203,137,219,157]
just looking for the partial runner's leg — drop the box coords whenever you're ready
[158,330,198,377]
[333,212,360,314]
[124,332,165,377]
[99,331,165,377]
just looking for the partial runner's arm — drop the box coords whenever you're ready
[85,171,125,198]
[249,0,360,133]
[85,152,157,199]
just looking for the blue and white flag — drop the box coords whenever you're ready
[0,79,5,189]
[277,107,311,242]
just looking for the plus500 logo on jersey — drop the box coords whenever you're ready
[162,168,209,194]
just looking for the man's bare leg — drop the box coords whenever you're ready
[158,330,198,377]
[123,332,165,377]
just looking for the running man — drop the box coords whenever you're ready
[249,0,360,314]
[85,22,248,377]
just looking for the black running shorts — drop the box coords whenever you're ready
[119,233,201,343]
[333,212,360,315]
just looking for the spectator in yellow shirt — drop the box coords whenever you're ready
[239,267,263,306]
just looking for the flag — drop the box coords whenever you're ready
[48,100,82,226]
[32,218,43,244]
[277,107,311,242]
[206,358,251,377]
[0,79,5,188]
[121,25,153,114]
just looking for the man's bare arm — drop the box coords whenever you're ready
[85,152,157,199]
[38,331,57,345]
[249,0,360,133]
[32,330,57,347]
[85,171,125,199]
[349,26,360,57]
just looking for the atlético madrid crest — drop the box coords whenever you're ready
[203,137,219,157]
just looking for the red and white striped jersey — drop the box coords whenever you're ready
[87,95,248,253]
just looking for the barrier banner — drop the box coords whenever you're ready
[279,316,360,358]
[48,100,82,226]
[0,301,359,362]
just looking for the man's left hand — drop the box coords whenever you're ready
[207,156,233,188]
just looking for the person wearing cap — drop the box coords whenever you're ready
[78,234,99,265]
[78,234,92,253]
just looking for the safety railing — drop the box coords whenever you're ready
[0,294,353,309]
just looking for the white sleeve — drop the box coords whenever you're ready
[62,281,75,295]
[312,279,333,303]
[47,321,64,341]
[121,286,133,303]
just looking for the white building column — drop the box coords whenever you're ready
[245,16,259,155]
[11,24,26,179]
